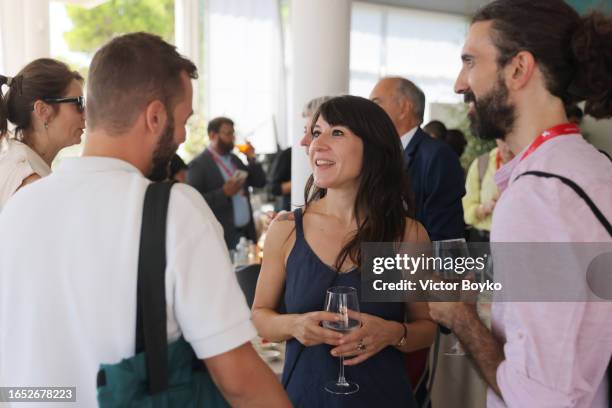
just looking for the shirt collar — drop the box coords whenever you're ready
[494,132,587,193]
[10,139,52,176]
[400,126,419,151]
[55,156,143,175]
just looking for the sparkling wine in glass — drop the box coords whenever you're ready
[322,286,361,395]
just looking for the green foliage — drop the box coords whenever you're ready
[64,0,175,54]
[54,55,89,81]
[433,103,496,170]
[280,0,290,23]
[181,113,208,163]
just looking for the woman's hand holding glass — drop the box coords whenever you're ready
[330,313,403,365]
[292,311,344,347]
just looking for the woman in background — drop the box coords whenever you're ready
[463,139,514,242]
[299,95,334,153]
[0,59,85,211]
[253,95,436,407]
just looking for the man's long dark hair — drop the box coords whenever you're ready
[304,95,415,272]
[473,0,612,119]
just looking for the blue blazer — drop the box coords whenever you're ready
[404,127,465,241]
[186,148,267,248]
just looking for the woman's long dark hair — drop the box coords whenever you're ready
[304,95,415,272]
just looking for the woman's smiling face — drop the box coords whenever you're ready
[309,116,363,190]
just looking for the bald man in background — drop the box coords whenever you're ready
[371,77,465,241]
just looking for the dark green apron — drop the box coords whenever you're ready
[96,181,230,407]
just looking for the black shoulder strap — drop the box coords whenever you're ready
[136,180,175,394]
[598,149,612,162]
[292,208,303,238]
[514,171,612,236]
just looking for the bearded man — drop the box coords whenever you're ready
[187,117,266,249]
[428,1,612,407]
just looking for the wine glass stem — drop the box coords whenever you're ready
[337,356,348,386]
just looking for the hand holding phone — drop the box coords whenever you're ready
[223,170,248,197]
[232,169,248,182]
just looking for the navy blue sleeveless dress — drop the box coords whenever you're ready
[281,209,417,408]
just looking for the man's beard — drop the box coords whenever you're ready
[149,116,178,182]
[465,75,516,141]
[217,138,234,155]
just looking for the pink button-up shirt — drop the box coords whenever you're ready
[489,133,612,407]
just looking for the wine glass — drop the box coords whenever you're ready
[433,238,471,356]
[322,286,361,394]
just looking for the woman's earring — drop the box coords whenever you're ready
[44,122,48,130]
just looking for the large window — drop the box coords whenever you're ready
[204,0,284,155]
[350,2,468,118]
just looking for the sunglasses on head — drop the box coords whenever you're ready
[42,96,85,112]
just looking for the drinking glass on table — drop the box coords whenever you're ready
[322,286,361,395]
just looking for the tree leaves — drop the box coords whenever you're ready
[64,0,175,54]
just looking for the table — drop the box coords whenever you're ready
[252,337,285,380]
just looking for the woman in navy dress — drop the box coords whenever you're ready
[252,96,436,407]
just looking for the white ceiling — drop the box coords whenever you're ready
[362,0,491,16]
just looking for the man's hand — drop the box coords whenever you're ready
[223,177,245,197]
[429,300,504,397]
[242,142,256,160]
[281,181,291,195]
[428,301,474,331]
[476,199,497,219]
[483,198,497,213]
[262,211,295,234]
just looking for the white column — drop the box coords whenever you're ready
[175,0,200,66]
[175,0,201,107]
[289,0,351,207]
[0,0,50,75]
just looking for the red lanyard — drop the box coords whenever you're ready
[520,123,580,162]
[495,150,501,170]
[209,148,236,178]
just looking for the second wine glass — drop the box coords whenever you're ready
[433,238,470,356]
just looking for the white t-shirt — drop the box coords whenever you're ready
[0,139,51,212]
[0,157,256,407]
